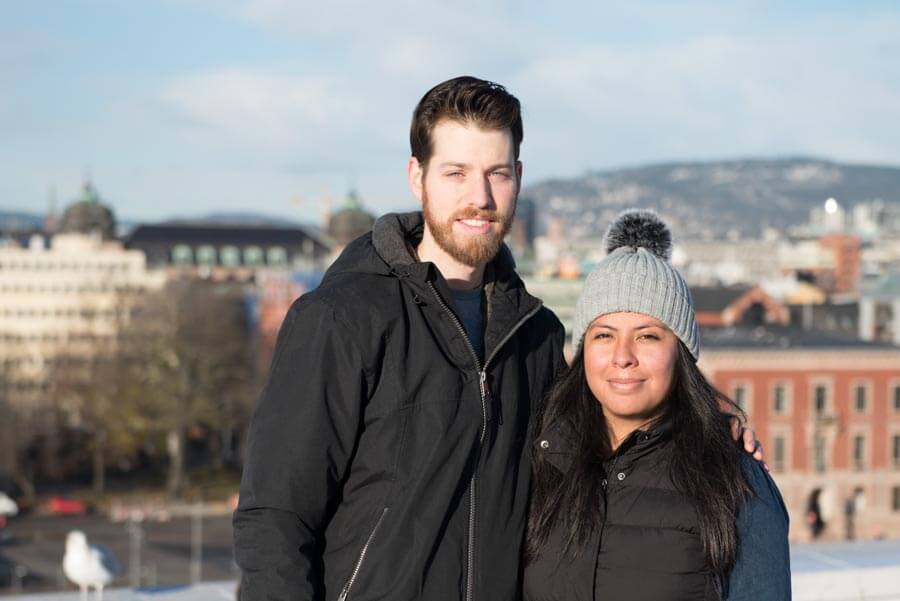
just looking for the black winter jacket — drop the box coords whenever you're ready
[524,420,791,601]
[234,212,566,601]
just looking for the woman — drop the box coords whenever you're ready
[524,210,790,601]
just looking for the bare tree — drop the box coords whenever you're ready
[124,278,254,498]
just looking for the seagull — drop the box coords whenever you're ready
[63,530,120,601]
[0,492,18,516]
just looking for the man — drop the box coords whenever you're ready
[233,76,762,601]
[234,76,565,601]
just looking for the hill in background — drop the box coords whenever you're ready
[522,157,900,239]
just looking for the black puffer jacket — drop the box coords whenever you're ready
[524,418,790,601]
[234,212,565,601]
[524,420,721,601]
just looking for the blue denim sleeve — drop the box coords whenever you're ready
[725,455,792,600]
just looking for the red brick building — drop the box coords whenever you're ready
[700,326,900,542]
[818,233,861,294]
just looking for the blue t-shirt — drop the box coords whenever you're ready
[450,287,484,362]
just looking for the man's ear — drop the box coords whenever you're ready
[515,160,523,188]
[407,157,425,203]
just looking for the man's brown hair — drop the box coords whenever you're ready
[410,76,523,169]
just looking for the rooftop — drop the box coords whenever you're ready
[700,324,897,350]
[691,285,752,312]
[125,223,327,248]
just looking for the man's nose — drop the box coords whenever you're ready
[468,174,495,209]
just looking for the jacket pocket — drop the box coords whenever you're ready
[337,507,389,601]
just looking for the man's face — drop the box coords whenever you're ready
[409,119,522,267]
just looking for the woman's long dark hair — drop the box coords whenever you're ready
[526,341,751,578]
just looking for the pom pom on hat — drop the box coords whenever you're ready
[604,209,672,260]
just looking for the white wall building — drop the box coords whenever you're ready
[0,232,164,406]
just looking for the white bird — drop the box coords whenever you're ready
[0,492,17,516]
[63,530,120,601]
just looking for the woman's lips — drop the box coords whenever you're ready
[607,378,645,392]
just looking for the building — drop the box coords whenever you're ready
[859,271,900,346]
[0,183,166,486]
[253,270,324,355]
[817,233,861,294]
[125,222,331,280]
[692,285,790,328]
[0,229,164,409]
[673,239,781,286]
[700,326,900,542]
[778,234,862,295]
[325,189,375,253]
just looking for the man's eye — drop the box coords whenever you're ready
[446,171,464,178]
[490,171,511,180]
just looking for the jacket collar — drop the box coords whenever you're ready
[371,211,520,290]
[536,416,673,474]
[372,211,542,363]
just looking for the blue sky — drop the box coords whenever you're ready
[2,1,899,224]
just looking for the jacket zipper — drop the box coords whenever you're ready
[337,507,389,601]
[426,281,542,601]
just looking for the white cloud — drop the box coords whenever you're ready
[160,68,366,150]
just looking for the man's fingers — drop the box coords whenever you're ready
[742,426,757,453]
[753,441,764,460]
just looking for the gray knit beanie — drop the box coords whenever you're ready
[571,209,699,360]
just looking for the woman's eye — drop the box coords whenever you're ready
[638,334,660,341]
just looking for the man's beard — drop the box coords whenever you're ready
[422,190,515,267]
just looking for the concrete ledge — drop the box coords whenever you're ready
[3,581,237,600]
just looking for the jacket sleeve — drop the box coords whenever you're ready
[233,298,372,601]
[726,456,792,601]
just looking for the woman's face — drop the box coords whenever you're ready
[583,311,679,438]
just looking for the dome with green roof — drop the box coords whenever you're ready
[327,188,375,246]
[60,180,116,239]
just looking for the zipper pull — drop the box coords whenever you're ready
[481,371,502,425]
[338,585,350,601]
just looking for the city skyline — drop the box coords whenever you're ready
[3,1,900,222]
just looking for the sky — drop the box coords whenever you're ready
[2,0,900,224]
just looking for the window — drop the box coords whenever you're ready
[853,435,866,470]
[267,246,288,266]
[814,384,828,416]
[244,246,264,266]
[773,383,789,414]
[894,487,900,512]
[773,436,786,472]
[732,383,750,413]
[893,385,900,412]
[893,435,900,468]
[196,245,217,266]
[854,384,868,413]
[172,244,193,265]
[814,434,827,473]
[220,246,241,267]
